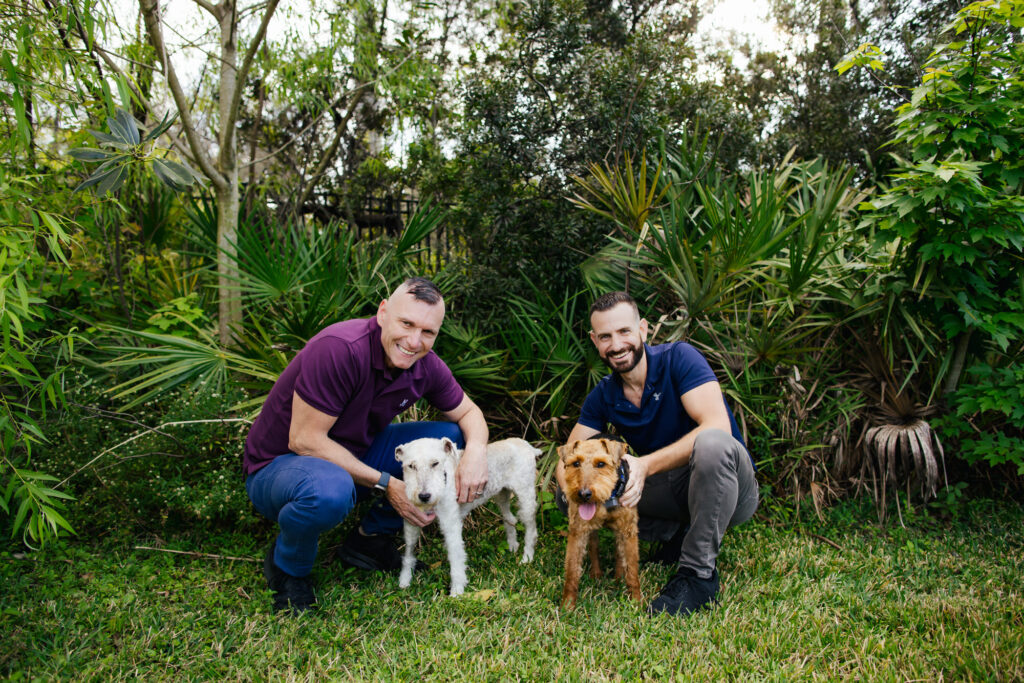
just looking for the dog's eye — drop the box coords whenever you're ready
[407,464,417,471]
[571,461,581,468]
[595,462,606,468]
[430,461,439,469]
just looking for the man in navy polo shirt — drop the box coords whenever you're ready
[243,277,489,613]
[557,291,759,617]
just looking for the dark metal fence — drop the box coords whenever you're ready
[352,194,451,270]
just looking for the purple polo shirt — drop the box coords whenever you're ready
[242,317,465,475]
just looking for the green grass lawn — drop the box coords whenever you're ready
[2,497,1022,681]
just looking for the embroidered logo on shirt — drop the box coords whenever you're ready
[652,392,662,402]
[399,399,409,408]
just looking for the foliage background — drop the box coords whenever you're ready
[1,0,1022,611]
[1,1,1022,678]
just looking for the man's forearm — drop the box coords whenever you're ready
[456,405,489,452]
[290,433,381,487]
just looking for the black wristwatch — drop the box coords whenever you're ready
[373,471,391,496]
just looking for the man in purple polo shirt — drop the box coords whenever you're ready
[556,291,759,617]
[243,277,489,614]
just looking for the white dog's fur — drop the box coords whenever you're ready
[394,436,540,596]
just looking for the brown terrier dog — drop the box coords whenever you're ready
[559,438,642,608]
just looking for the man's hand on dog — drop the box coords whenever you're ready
[387,479,437,527]
[455,442,489,504]
[620,453,648,508]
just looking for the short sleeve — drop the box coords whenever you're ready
[670,343,719,396]
[293,337,356,416]
[422,354,465,413]
[577,384,608,432]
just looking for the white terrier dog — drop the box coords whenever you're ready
[395,436,541,596]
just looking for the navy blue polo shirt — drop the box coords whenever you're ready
[579,342,750,464]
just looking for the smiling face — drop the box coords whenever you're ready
[376,285,445,370]
[589,301,649,375]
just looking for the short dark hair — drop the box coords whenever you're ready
[402,277,443,305]
[590,291,638,317]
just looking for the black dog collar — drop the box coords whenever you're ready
[605,459,630,509]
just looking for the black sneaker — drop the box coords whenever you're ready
[648,566,719,617]
[336,530,403,573]
[264,543,316,614]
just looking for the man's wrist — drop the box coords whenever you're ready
[373,470,391,495]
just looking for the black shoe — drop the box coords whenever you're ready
[264,543,316,614]
[336,530,404,573]
[648,566,719,617]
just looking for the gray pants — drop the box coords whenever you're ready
[558,429,759,579]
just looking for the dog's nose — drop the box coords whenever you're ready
[419,492,432,503]
[579,489,592,501]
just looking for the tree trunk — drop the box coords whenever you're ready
[138,0,279,345]
[215,182,241,345]
[944,328,973,395]
[216,1,241,345]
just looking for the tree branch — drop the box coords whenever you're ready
[242,51,416,169]
[224,0,282,140]
[45,0,203,169]
[292,85,369,215]
[140,0,226,189]
[190,0,218,16]
[90,45,201,166]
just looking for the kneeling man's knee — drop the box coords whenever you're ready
[692,429,741,471]
[307,480,356,529]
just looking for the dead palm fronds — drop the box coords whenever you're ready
[861,419,945,523]
[850,331,949,522]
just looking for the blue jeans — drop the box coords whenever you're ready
[246,421,464,577]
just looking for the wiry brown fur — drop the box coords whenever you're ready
[559,439,642,608]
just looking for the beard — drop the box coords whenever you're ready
[600,343,644,374]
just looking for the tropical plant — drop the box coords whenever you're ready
[500,286,599,445]
[69,109,201,195]
[840,0,1024,395]
[99,201,451,414]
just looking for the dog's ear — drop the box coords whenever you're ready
[557,441,578,463]
[600,438,626,461]
[394,445,406,463]
[441,437,459,460]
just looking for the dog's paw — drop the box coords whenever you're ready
[520,550,534,564]
[398,569,412,588]
[449,583,466,597]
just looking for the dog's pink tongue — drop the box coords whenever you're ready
[579,502,597,521]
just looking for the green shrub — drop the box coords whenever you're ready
[934,363,1024,475]
[27,375,259,540]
